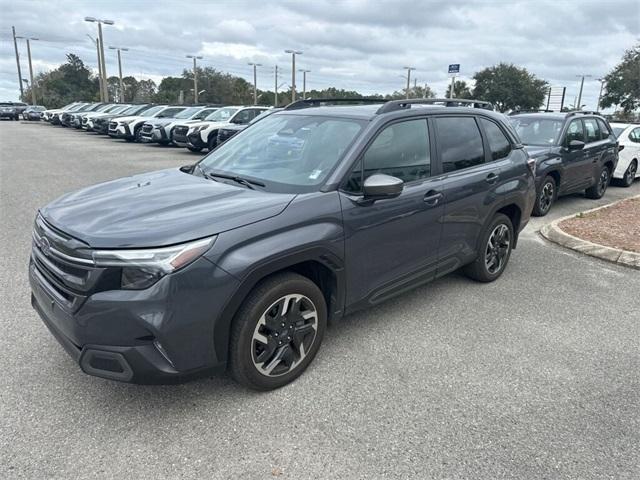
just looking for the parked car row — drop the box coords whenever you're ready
[38,101,274,152]
[0,101,29,120]
[27,97,634,389]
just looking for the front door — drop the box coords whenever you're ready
[339,118,444,306]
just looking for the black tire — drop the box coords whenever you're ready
[229,272,327,390]
[134,125,143,143]
[207,134,217,152]
[463,213,514,283]
[585,165,610,199]
[187,146,202,152]
[616,160,637,188]
[532,175,556,217]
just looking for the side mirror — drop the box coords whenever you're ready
[568,140,585,150]
[362,174,403,200]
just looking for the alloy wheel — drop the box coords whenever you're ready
[539,181,554,213]
[598,168,610,195]
[484,224,511,275]
[625,162,637,185]
[251,294,318,377]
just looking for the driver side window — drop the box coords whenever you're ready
[565,120,585,145]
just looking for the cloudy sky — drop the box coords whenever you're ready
[1,0,638,109]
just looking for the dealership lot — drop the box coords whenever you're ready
[1,121,639,479]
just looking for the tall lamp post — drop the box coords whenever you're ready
[298,69,310,99]
[575,74,592,111]
[596,77,606,112]
[284,49,303,102]
[11,27,24,100]
[186,55,203,103]
[403,66,416,99]
[109,46,129,102]
[86,34,103,101]
[248,62,262,105]
[85,17,114,102]
[16,36,39,105]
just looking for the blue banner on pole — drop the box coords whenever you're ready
[448,64,460,74]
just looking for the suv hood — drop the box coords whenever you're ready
[40,168,295,248]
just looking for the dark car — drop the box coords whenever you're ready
[509,111,619,216]
[22,105,46,120]
[0,101,28,120]
[217,108,282,145]
[29,98,535,389]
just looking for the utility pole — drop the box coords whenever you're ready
[85,17,114,102]
[86,35,104,101]
[403,66,415,99]
[16,36,39,105]
[449,77,455,98]
[109,46,129,102]
[423,82,428,99]
[596,78,605,111]
[299,69,310,99]
[285,49,303,102]
[274,65,278,107]
[12,26,24,100]
[186,55,203,103]
[575,74,592,111]
[248,62,262,105]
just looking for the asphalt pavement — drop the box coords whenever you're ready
[1,120,639,479]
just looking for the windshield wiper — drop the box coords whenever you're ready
[202,170,265,190]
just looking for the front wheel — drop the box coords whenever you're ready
[463,213,514,283]
[229,272,327,390]
[617,160,637,188]
[532,175,556,216]
[585,166,610,199]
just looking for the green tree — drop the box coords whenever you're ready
[452,80,472,98]
[600,43,640,113]
[472,63,548,112]
[22,54,99,107]
[133,79,156,103]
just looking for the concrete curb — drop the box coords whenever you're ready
[539,195,640,270]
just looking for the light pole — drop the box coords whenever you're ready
[86,35,103,101]
[186,55,203,103]
[11,26,24,100]
[248,62,262,105]
[274,65,279,107]
[596,78,605,111]
[85,17,114,102]
[575,74,592,111]
[403,66,416,99]
[285,49,303,102]
[16,36,38,105]
[298,69,310,99]
[109,46,128,102]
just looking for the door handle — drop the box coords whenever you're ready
[423,190,443,206]
[485,173,499,184]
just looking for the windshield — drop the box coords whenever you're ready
[110,105,130,113]
[174,107,203,119]
[140,105,165,117]
[205,107,238,122]
[509,117,564,146]
[94,104,113,112]
[611,126,626,138]
[199,113,365,193]
[193,108,217,120]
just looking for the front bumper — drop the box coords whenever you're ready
[108,123,132,139]
[29,255,237,384]
[0,111,17,119]
[187,131,207,149]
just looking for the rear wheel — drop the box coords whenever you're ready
[207,134,217,152]
[229,272,327,390]
[532,175,556,216]
[134,126,143,143]
[585,165,610,199]
[617,160,637,187]
[463,213,514,283]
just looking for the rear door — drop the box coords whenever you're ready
[434,115,511,274]
[560,119,589,192]
[582,117,608,186]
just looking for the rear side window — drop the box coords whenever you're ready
[565,120,585,144]
[597,119,611,140]
[630,128,640,143]
[436,117,485,172]
[362,119,431,183]
[480,118,511,160]
[583,118,600,143]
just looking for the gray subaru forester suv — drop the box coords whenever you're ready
[29,98,536,390]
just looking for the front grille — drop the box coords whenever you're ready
[173,126,188,136]
[31,216,109,313]
[142,124,153,134]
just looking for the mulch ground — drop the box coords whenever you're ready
[559,196,640,253]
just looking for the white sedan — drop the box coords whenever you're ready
[610,122,640,187]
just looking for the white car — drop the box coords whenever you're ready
[107,105,188,142]
[610,122,640,187]
[82,104,132,131]
[139,106,220,145]
[173,106,270,152]
[42,102,85,124]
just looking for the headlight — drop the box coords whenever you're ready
[92,236,216,289]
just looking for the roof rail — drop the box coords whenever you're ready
[509,109,556,115]
[283,97,384,110]
[566,110,601,117]
[376,98,494,114]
